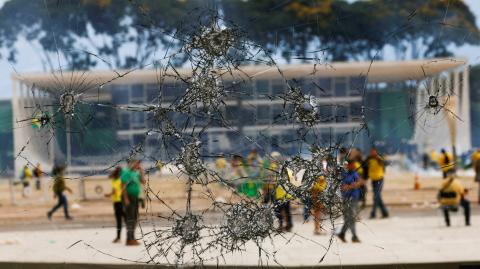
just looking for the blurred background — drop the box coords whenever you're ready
[0,0,480,268]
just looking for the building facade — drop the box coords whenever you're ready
[11,58,469,174]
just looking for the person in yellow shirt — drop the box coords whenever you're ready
[438,172,470,227]
[311,176,327,235]
[365,147,389,219]
[21,165,33,197]
[262,152,280,205]
[105,166,125,243]
[274,166,294,232]
[438,149,454,178]
[215,157,228,181]
[471,148,480,204]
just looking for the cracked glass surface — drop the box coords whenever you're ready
[0,0,476,267]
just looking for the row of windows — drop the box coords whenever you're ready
[111,84,163,105]
[114,102,363,131]
[110,76,367,105]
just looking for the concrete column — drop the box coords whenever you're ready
[10,78,19,206]
[459,67,472,152]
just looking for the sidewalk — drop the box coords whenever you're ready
[0,213,478,266]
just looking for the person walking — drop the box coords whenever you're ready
[311,175,327,235]
[471,148,480,204]
[366,147,389,219]
[122,160,145,246]
[105,166,124,243]
[438,172,470,227]
[274,167,294,232]
[33,163,43,191]
[215,157,228,181]
[337,161,364,243]
[351,150,367,209]
[47,165,73,220]
[262,152,280,205]
[238,150,263,199]
[438,149,454,178]
[20,165,33,197]
[230,155,247,192]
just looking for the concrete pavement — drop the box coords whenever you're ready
[0,212,479,267]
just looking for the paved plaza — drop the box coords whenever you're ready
[0,210,479,267]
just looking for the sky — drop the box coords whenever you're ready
[1,0,480,99]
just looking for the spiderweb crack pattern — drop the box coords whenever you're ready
[9,2,469,268]
[177,69,225,114]
[10,8,370,266]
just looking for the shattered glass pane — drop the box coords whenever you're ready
[0,0,479,268]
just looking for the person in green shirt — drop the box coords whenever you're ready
[47,165,73,220]
[122,159,145,246]
[239,178,262,198]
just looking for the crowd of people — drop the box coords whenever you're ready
[13,145,477,246]
[43,159,146,246]
[18,163,43,197]
[213,147,392,242]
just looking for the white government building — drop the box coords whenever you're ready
[11,58,470,175]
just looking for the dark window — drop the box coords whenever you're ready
[200,133,209,155]
[319,105,333,121]
[147,137,159,148]
[334,105,349,123]
[131,84,144,98]
[241,81,254,100]
[170,111,188,125]
[317,78,332,96]
[133,134,144,146]
[350,102,363,121]
[271,80,286,96]
[349,76,365,96]
[131,112,145,129]
[255,80,270,97]
[162,83,178,102]
[117,139,130,149]
[321,132,333,145]
[225,105,240,125]
[281,130,296,144]
[302,80,316,96]
[131,84,144,104]
[112,85,129,105]
[272,105,286,124]
[222,80,238,100]
[336,133,346,145]
[211,111,224,127]
[195,115,207,126]
[118,113,130,130]
[334,78,347,96]
[257,105,271,125]
[239,107,255,125]
[146,84,159,103]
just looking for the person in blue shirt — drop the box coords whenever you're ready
[337,160,364,243]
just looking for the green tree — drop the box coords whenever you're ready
[222,0,480,61]
[372,0,480,59]
[1,0,479,69]
[0,0,206,70]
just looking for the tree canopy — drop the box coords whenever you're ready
[223,0,480,61]
[0,0,478,70]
